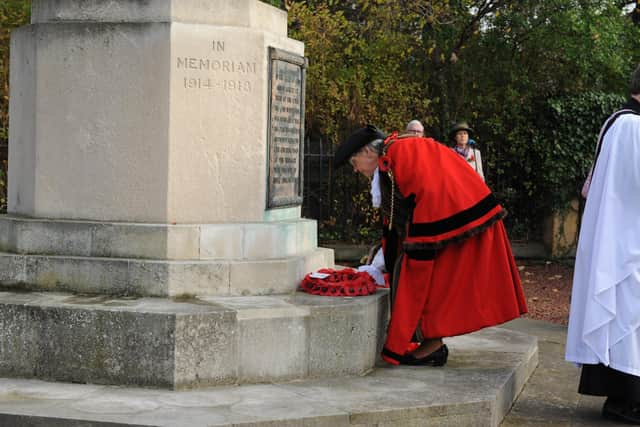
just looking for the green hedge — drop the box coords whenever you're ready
[533,92,626,213]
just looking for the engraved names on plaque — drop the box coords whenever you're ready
[267,47,307,208]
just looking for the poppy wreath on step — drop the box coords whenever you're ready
[300,268,377,296]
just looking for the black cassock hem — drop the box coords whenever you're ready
[579,364,640,402]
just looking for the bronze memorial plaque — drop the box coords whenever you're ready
[267,47,307,208]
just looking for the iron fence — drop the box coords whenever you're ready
[301,135,542,244]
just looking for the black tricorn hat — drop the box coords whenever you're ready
[334,125,386,167]
[449,121,474,139]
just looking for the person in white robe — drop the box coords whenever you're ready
[565,63,640,424]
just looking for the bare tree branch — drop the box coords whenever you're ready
[449,0,506,62]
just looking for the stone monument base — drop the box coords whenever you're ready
[0,290,388,389]
[0,326,538,426]
[0,213,367,389]
[0,215,333,296]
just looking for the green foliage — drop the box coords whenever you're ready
[532,92,626,212]
[290,0,640,242]
[259,0,287,10]
[289,1,432,140]
[460,0,639,236]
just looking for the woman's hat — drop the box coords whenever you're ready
[449,121,474,138]
[334,125,386,167]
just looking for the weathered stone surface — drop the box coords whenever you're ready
[14,218,93,257]
[235,303,309,382]
[229,258,299,296]
[0,292,238,388]
[293,293,388,377]
[202,293,388,383]
[127,260,231,297]
[9,3,301,224]
[199,224,243,259]
[0,290,387,388]
[225,250,332,296]
[242,222,297,259]
[0,323,537,426]
[0,216,321,261]
[0,253,25,285]
[298,247,335,283]
[91,223,199,260]
[0,217,11,252]
[31,0,288,36]
[9,22,172,223]
[25,255,131,294]
[7,24,36,217]
[296,219,318,256]
[174,311,239,388]
[0,246,333,297]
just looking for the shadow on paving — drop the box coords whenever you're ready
[501,318,629,426]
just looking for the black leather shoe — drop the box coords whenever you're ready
[400,344,448,366]
[602,397,640,424]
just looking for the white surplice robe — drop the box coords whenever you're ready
[565,112,640,377]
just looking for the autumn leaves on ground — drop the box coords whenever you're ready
[517,260,574,326]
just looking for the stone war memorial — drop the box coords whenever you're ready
[0,1,537,426]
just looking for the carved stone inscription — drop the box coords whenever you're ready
[267,48,306,208]
[176,40,257,93]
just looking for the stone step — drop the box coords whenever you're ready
[0,248,333,296]
[0,215,319,261]
[0,326,538,427]
[31,0,288,31]
[0,290,387,389]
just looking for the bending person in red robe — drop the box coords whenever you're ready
[334,126,527,366]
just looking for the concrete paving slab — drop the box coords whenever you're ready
[500,318,629,426]
[0,325,537,427]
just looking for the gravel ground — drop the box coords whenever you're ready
[517,259,574,326]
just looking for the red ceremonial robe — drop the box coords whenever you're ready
[378,135,528,365]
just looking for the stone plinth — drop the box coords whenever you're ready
[3,0,344,392]
[0,290,388,389]
[0,325,538,426]
[10,0,302,223]
[0,248,332,297]
[0,215,318,260]
[31,0,288,30]
[5,0,330,297]
[0,215,332,296]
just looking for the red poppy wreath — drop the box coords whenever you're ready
[300,268,377,297]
